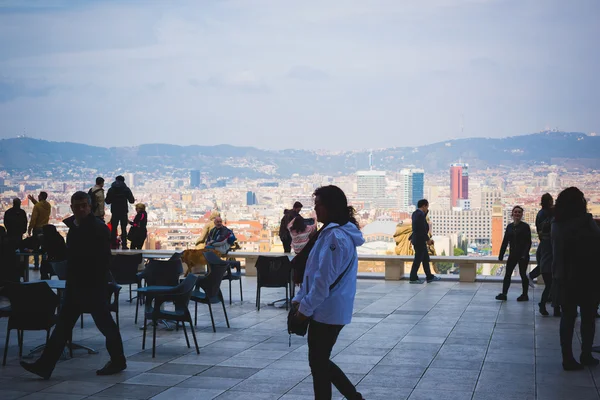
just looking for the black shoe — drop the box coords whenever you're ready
[495,293,507,301]
[538,302,549,316]
[517,294,529,302]
[563,359,585,371]
[96,359,127,376]
[580,354,600,367]
[426,275,441,283]
[20,361,51,380]
[121,246,129,250]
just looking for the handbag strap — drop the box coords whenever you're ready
[329,253,355,291]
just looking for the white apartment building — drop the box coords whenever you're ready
[480,189,502,211]
[429,209,492,243]
[357,170,386,199]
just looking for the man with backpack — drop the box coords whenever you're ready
[279,202,302,253]
[105,176,135,249]
[88,177,106,221]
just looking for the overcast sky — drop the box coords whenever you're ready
[0,0,598,150]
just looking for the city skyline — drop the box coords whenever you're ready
[0,1,598,150]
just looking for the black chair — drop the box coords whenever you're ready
[109,254,143,302]
[135,258,183,324]
[2,282,58,366]
[190,263,230,332]
[255,256,292,311]
[203,251,243,305]
[141,274,199,358]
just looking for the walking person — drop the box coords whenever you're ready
[279,202,302,253]
[88,177,106,221]
[291,185,365,400]
[534,194,559,316]
[496,206,532,301]
[409,199,440,284]
[21,191,126,379]
[551,187,600,370]
[105,175,135,249]
[128,203,147,250]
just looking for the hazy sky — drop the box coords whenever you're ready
[0,0,598,150]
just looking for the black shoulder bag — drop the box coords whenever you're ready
[287,254,355,339]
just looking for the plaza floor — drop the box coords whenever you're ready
[1,274,599,400]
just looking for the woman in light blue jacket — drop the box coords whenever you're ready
[292,185,365,400]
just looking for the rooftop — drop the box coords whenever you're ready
[1,274,598,400]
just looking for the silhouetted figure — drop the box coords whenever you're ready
[27,191,51,269]
[551,187,600,371]
[292,185,365,400]
[88,176,106,221]
[0,226,19,284]
[105,176,135,249]
[279,202,302,253]
[128,203,147,250]
[21,191,126,379]
[3,198,27,244]
[39,224,67,280]
[534,194,559,316]
[496,206,531,301]
[409,199,440,284]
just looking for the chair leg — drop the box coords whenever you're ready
[188,316,199,354]
[135,296,139,325]
[257,287,261,311]
[18,330,23,357]
[80,314,84,329]
[181,321,190,348]
[142,317,147,350]
[152,320,157,358]
[3,327,10,366]
[285,285,289,311]
[239,278,243,302]
[129,285,132,303]
[207,303,216,333]
[194,302,198,326]
[220,293,230,328]
[229,280,232,305]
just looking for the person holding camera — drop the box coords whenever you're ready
[287,214,317,254]
[291,185,365,400]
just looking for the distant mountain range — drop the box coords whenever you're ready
[0,131,598,178]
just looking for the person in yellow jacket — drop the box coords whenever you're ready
[27,191,52,269]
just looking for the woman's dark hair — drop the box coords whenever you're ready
[313,185,359,228]
[540,193,553,209]
[554,187,587,222]
[290,216,307,234]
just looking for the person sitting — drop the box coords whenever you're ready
[287,216,317,254]
[128,203,147,250]
[205,217,234,254]
[40,224,68,280]
[195,210,220,248]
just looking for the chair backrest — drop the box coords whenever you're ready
[165,274,197,312]
[143,258,183,286]
[256,256,292,288]
[110,254,143,284]
[203,250,227,266]
[50,260,69,280]
[4,282,58,328]
[197,264,228,298]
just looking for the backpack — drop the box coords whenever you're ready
[88,188,103,213]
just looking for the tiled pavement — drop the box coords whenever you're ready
[1,273,600,400]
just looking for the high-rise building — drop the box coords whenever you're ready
[125,173,136,188]
[190,170,200,188]
[481,189,502,211]
[450,163,469,208]
[246,191,257,206]
[411,169,424,206]
[547,172,559,189]
[357,170,386,200]
[429,208,491,243]
[398,168,425,210]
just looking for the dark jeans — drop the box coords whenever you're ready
[410,243,433,281]
[282,237,292,253]
[560,300,596,360]
[502,257,529,295]
[110,214,129,248]
[529,246,541,280]
[130,233,147,250]
[38,288,124,373]
[308,320,359,400]
[541,272,553,305]
[33,228,43,268]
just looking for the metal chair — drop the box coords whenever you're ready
[109,253,143,302]
[190,263,230,332]
[203,251,243,304]
[255,256,292,311]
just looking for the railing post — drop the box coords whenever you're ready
[458,262,477,282]
[384,258,405,280]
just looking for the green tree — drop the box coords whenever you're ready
[453,247,465,256]
[437,250,454,274]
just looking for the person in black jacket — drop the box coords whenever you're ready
[496,206,532,301]
[409,199,440,284]
[105,175,135,249]
[0,226,19,284]
[128,203,147,250]
[21,191,126,379]
[279,202,302,253]
[39,224,68,280]
[3,198,27,243]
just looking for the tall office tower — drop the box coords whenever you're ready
[450,163,469,208]
[547,172,559,189]
[357,170,386,199]
[125,173,136,188]
[190,170,200,188]
[246,191,257,206]
[399,168,425,210]
[491,200,504,256]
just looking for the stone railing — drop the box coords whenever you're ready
[112,249,538,283]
